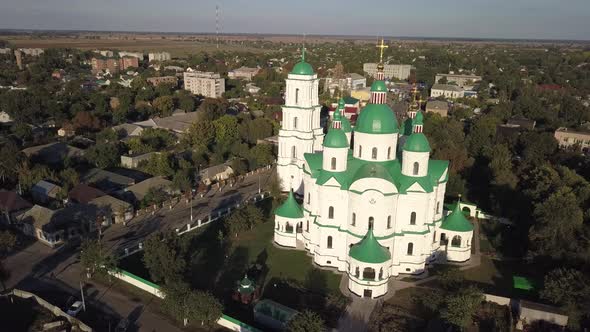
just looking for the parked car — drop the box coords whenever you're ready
[66,301,84,316]
[115,318,129,332]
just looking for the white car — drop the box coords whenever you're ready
[66,301,84,316]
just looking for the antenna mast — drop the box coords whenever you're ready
[216,2,221,49]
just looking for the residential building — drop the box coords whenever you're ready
[183,71,225,98]
[119,56,139,70]
[57,124,75,137]
[554,127,590,150]
[68,183,106,204]
[277,50,324,193]
[148,52,171,62]
[91,58,119,74]
[430,84,465,99]
[133,111,199,134]
[19,48,44,56]
[14,50,23,70]
[88,195,134,224]
[329,96,361,120]
[425,100,450,117]
[246,83,261,94]
[435,73,481,90]
[363,63,412,80]
[121,152,160,168]
[81,168,135,193]
[31,180,62,203]
[325,73,367,93]
[122,176,175,202]
[95,50,114,57]
[0,48,11,54]
[228,66,260,80]
[147,76,178,86]
[351,87,371,103]
[507,117,536,130]
[22,142,84,165]
[199,163,235,185]
[118,51,143,59]
[112,123,144,138]
[273,61,472,299]
[0,191,32,225]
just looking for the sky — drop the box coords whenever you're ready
[0,0,589,40]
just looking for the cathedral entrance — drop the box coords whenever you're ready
[363,289,372,298]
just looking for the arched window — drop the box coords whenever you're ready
[436,202,440,213]
[451,235,462,247]
[440,233,447,245]
[327,236,333,249]
[330,157,336,170]
[291,146,297,159]
[358,145,362,158]
[372,147,378,160]
[293,117,298,129]
[328,206,334,219]
[285,222,293,233]
[387,147,392,159]
[433,231,437,243]
[307,193,310,204]
[413,162,419,175]
[295,88,299,105]
[276,222,279,230]
[410,212,416,225]
[363,267,376,280]
[387,216,392,229]
[368,217,374,229]
[355,266,360,278]
[351,213,356,226]
[306,220,309,232]
[379,268,384,280]
[407,242,414,255]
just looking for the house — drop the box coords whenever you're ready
[14,204,97,248]
[81,168,135,193]
[554,127,590,150]
[51,69,65,80]
[0,111,13,124]
[425,100,450,117]
[122,176,175,202]
[57,123,75,137]
[507,117,536,130]
[435,73,481,90]
[199,163,234,185]
[68,183,106,204]
[22,142,85,165]
[120,152,159,169]
[88,195,133,225]
[430,84,465,99]
[133,112,199,134]
[329,96,360,120]
[228,66,260,80]
[31,180,62,203]
[0,191,33,225]
[112,123,144,138]
[146,76,178,86]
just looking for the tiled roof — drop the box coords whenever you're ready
[0,191,32,212]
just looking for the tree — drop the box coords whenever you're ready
[162,281,223,327]
[244,204,264,229]
[249,144,274,168]
[177,95,195,112]
[440,286,484,329]
[184,119,215,150]
[142,231,186,284]
[85,143,120,168]
[0,142,22,186]
[287,310,326,332]
[80,239,117,278]
[541,268,590,329]
[155,83,175,97]
[213,115,239,146]
[71,111,101,133]
[140,153,175,177]
[153,95,175,117]
[11,122,33,142]
[142,187,168,208]
[172,171,191,195]
[198,98,226,121]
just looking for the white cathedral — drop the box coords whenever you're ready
[274,49,474,299]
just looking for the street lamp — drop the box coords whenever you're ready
[190,188,196,222]
[258,173,261,194]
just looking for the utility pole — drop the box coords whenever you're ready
[80,281,86,312]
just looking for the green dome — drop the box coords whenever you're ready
[440,201,474,232]
[370,80,388,92]
[355,104,399,134]
[291,61,314,75]
[275,191,304,219]
[341,116,352,133]
[323,129,349,148]
[351,163,394,184]
[403,133,431,153]
[401,118,413,136]
[349,229,391,264]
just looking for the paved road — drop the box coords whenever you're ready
[3,167,273,332]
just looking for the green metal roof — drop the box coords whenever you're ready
[341,116,352,133]
[440,201,474,232]
[275,191,304,219]
[414,111,424,125]
[323,129,349,148]
[291,61,314,75]
[349,228,391,263]
[355,104,399,134]
[401,118,413,136]
[237,275,256,295]
[403,133,431,153]
[370,80,388,92]
[303,151,448,193]
[343,96,359,105]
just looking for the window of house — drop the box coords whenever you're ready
[451,235,462,247]
[363,267,376,280]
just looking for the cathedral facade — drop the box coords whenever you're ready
[274,52,474,299]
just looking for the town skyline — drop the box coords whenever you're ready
[0,0,589,41]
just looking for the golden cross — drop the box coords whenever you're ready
[376,38,388,63]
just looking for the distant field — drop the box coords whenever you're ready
[3,36,274,57]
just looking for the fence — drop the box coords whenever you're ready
[109,268,262,332]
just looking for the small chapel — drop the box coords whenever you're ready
[274,42,474,298]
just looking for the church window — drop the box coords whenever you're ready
[368,217,374,229]
[436,202,440,213]
[285,222,293,233]
[358,145,362,158]
[413,162,419,175]
[387,216,392,229]
[291,146,297,159]
[440,233,447,245]
[363,267,376,280]
[407,242,414,255]
[451,235,462,247]
[307,193,310,204]
[379,268,384,280]
[331,157,336,170]
[355,266,360,278]
[387,147,392,159]
[433,231,437,243]
[328,206,334,219]
[410,212,416,225]
[372,147,378,160]
[295,88,299,105]
[327,236,333,249]
[293,117,298,129]
[306,220,309,232]
[352,213,356,226]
